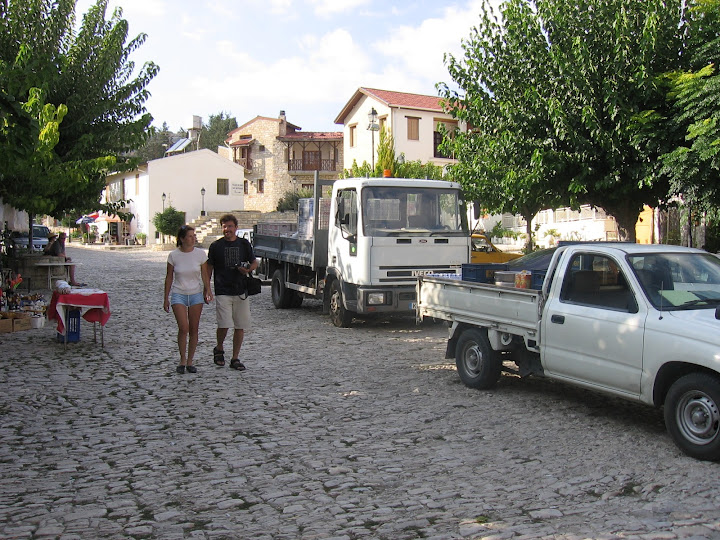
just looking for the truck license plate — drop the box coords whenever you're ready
[409,302,416,310]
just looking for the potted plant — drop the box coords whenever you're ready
[135,232,147,246]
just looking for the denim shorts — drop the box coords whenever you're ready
[170,291,204,307]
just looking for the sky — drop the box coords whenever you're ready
[74,0,490,135]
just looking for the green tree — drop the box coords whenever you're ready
[0,0,158,220]
[199,112,238,153]
[375,126,397,176]
[440,0,686,244]
[276,188,313,212]
[132,122,174,162]
[341,128,444,181]
[635,0,720,217]
[153,206,186,238]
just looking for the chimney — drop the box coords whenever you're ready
[279,110,287,136]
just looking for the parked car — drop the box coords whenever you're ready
[470,233,523,264]
[506,247,558,271]
[11,224,52,252]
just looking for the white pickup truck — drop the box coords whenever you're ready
[417,243,720,461]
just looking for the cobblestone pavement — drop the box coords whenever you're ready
[1,246,720,540]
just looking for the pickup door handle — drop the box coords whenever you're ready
[551,314,565,324]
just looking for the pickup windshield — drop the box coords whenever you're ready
[361,187,466,237]
[628,252,720,310]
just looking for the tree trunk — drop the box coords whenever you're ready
[28,211,35,252]
[606,201,639,242]
[524,213,534,253]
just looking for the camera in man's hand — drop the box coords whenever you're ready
[237,262,251,270]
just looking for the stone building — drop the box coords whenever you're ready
[224,111,343,212]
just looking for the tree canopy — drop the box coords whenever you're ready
[199,111,238,153]
[0,0,158,219]
[440,0,691,245]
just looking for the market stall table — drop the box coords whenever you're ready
[48,288,111,347]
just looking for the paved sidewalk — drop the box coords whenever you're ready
[1,247,719,539]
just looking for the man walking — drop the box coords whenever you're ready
[206,214,258,371]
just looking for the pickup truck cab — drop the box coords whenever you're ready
[417,243,720,460]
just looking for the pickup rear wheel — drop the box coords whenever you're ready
[455,328,502,389]
[271,269,292,309]
[329,279,353,327]
[664,373,720,461]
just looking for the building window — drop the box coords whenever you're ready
[407,117,420,141]
[302,183,313,191]
[349,124,357,147]
[217,178,229,195]
[434,131,456,158]
[259,145,265,152]
[244,180,248,194]
[258,179,264,193]
[434,120,457,158]
[379,116,387,133]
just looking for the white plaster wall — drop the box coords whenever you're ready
[342,97,391,170]
[0,201,28,231]
[104,149,246,240]
[341,95,462,171]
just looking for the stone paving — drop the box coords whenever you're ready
[1,246,720,539]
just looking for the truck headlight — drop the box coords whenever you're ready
[367,292,386,305]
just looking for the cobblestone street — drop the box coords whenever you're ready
[1,246,719,539]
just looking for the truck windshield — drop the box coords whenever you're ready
[361,187,466,237]
[628,252,720,310]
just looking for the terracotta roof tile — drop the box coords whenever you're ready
[334,87,447,124]
[361,88,444,111]
[279,132,343,141]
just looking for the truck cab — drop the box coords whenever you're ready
[329,178,469,324]
[254,175,470,327]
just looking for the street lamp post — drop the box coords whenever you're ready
[201,187,206,216]
[162,192,166,211]
[367,107,379,171]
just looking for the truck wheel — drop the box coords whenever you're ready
[329,279,353,327]
[664,373,720,461]
[455,328,502,389]
[290,291,303,308]
[271,270,292,309]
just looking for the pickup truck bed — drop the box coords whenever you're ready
[417,276,541,343]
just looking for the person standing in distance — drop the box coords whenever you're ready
[163,225,213,374]
[206,214,258,371]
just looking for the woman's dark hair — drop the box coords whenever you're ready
[176,225,194,247]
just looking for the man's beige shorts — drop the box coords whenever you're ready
[215,295,251,329]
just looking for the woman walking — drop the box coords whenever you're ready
[163,225,213,373]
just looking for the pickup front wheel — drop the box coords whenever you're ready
[455,328,502,389]
[664,373,720,461]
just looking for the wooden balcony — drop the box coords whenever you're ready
[288,158,337,172]
[235,157,253,171]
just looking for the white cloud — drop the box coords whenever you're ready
[373,0,485,88]
[307,0,372,17]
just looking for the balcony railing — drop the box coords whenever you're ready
[235,157,253,171]
[288,159,337,172]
